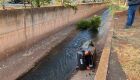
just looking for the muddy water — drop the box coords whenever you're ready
[18,10,109,80]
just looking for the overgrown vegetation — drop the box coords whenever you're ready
[90,16,101,32]
[7,0,51,7]
[109,5,127,15]
[77,15,101,32]
[63,0,78,13]
[0,0,6,9]
[77,20,91,30]
[108,0,128,15]
[1,0,105,9]
[31,0,51,7]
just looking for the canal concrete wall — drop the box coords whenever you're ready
[0,3,107,59]
[94,13,113,80]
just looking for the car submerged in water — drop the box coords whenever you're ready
[77,40,97,70]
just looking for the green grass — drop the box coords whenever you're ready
[109,5,128,15]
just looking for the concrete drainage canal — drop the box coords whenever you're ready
[17,10,110,80]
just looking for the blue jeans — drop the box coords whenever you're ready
[126,5,138,26]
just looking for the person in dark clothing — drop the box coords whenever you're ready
[126,0,140,28]
[84,51,93,70]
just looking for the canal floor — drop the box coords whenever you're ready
[70,10,111,80]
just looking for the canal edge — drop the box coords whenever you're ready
[94,15,113,80]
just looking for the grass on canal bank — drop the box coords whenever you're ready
[112,11,140,80]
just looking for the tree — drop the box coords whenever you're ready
[11,0,51,7]
[31,0,51,7]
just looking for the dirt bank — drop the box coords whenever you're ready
[110,11,140,80]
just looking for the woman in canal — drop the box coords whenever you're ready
[84,50,94,70]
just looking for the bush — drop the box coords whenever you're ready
[77,20,91,30]
[90,16,101,32]
[63,1,78,13]
[76,15,101,32]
